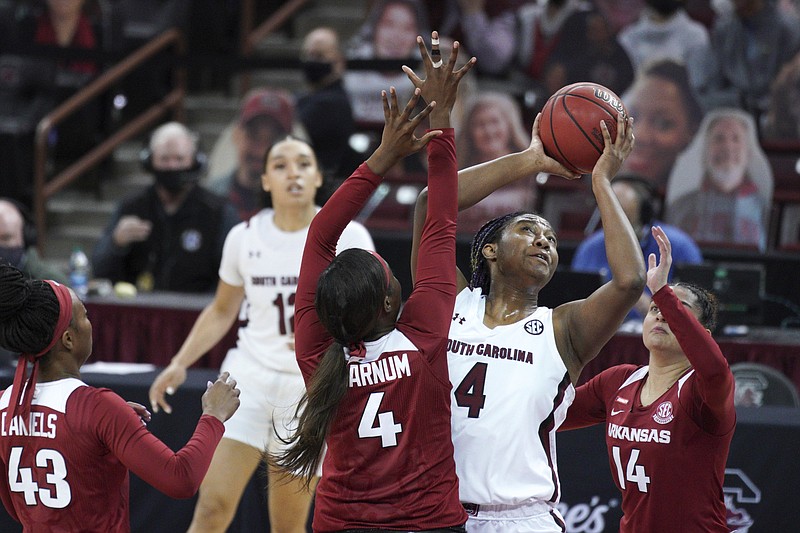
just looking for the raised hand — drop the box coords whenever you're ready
[593,113,635,180]
[402,31,476,116]
[366,87,441,175]
[646,226,672,295]
[528,113,582,180]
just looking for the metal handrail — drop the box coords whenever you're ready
[238,0,310,96]
[33,28,186,253]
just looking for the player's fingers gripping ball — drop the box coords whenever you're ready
[539,82,628,174]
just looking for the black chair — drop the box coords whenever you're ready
[731,362,800,408]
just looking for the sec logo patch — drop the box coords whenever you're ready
[525,319,544,335]
[653,401,674,424]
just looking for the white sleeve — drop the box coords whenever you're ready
[336,221,375,253]
[218,221,246,286]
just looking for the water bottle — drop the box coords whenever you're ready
[69,247,91,299]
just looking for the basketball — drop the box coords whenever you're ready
[539,82,628,174]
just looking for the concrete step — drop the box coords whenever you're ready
[195,122,231,156]
[184,93,241,126]
[47,192,115,228]
[292,4,367,44]
[240,69,306,95]
[44,223,105,264]
[253,32,302,60]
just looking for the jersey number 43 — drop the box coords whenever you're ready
[8,446,71,508]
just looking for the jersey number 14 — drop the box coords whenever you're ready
[612,445,651,492]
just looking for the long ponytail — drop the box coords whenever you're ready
[268,249,387,485]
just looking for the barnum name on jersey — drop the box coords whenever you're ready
[349,353,411,387]
[0,412,58,439]
[447,339,535,365]
[608,423,670,443]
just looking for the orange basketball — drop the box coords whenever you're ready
[539,82,628,174]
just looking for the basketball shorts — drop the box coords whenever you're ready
[463,501,566,533]
[220,347,305,454]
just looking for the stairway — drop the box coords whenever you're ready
[40,0,370,270]
[42,92,241,271]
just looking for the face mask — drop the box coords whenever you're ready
[646,0,683,16]
[301,60,334,85]
[153,168,200,193]
[0,246,25,268]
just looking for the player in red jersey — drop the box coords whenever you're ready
[0,263,240,532]
[271,34,474,532]
[561,226,736,532]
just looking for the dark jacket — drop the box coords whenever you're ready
[92,185,238,293]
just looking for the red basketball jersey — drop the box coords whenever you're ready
[0,379,223,532]
[563,287,735,533]
[294,132,465,531]
[316,332,463,531]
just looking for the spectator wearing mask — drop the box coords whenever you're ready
[0,197,68,284]
[93,122,238,292]
[296,27,361,183]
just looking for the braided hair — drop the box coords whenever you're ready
[672,281,719,331]
[469,211,537,295]
[0,263,60,355]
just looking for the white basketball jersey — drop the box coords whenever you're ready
[219,209,374,374]
[448,288,575,506]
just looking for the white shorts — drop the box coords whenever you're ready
[220,347,305,453]
[463,501,566,533]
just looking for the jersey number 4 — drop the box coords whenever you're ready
[358,392,402,447]
[8,447,71,508]
[612,446,651,493]
[454,362,488,418]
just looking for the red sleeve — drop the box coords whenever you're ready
[294,162,384,382]
[396,131,458,360]
[652,286,735,434]
[561,366,636,430]
[87,389,225,499]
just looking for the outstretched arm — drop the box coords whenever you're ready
[647,227,735,434]
[401,32,471,349]
[553,114,646,382]
[294,89,439,379]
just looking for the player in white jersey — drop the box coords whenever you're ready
[148,136,373,533]
[411,112,643,532]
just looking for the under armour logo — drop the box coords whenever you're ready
[248,250,261,258]
[452,313,466,325]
